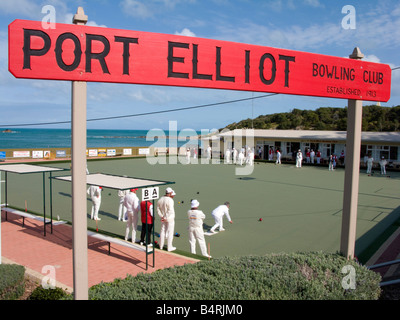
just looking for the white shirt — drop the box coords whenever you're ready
[211,205,231,222]
[123,192,139,213]
[118,189,129,200]
[297,152,303,160]
[157,195,175,222]
[87,186,101,201]
[188,209,206,229]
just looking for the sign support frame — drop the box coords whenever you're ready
[340,47,364,260]
[71,7,89,301]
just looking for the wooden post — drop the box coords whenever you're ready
[71,7,89,300]
[340,47,364,260]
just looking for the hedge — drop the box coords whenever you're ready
[88,252,382,300]
[0,264,25,300]
[28,286,68,300]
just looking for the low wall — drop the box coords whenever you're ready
[0,146,155,161]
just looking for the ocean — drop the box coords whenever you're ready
[0,128,203,149]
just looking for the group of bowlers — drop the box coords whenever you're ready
[87,185,233,258]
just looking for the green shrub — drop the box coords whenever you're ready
[0,264,26,300]
[28,286,68,300]
[88,252,381,300]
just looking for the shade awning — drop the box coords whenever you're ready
[0,163,66,174]
[54,172,174,190]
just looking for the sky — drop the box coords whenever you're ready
[1,0,400,131]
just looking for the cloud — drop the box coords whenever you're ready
[120,0,154,19]
[119,0,196,19]
[0,0,41,18]
[213,2,400,54]
[303,0,323,8]
[175,28,196,37]
[63,13,107,27]
[363,54,381,63]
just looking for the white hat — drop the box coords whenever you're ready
[191,199,200,208]
[166,187,176,195]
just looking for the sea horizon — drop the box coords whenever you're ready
[0,128,206,149]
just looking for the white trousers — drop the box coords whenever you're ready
[125,211,138,242]
[159,219,175,250]
[210,214,223,232]
[296,159,302,167]
[118,199,127,220]
[188,227,208,256]
[91,199,101,219]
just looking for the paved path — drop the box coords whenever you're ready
[1,210,198,293]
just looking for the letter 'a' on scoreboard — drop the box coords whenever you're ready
[8,19,391,102]
[142,187,159,201]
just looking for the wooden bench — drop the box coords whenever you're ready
[87,231,155,269]
[87,231,154,255]
[1,207,66,228]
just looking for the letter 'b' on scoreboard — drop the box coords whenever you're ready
[142,187,159,201]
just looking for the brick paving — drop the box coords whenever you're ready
[1,211,198,293]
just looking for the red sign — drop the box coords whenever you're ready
[9,19,391,101]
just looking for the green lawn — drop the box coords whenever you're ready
[2,157,400,263]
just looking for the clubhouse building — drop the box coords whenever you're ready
[207,129,400,168]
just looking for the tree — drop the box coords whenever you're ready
[221,105,400,132]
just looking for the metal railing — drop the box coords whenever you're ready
[368,259,400,287]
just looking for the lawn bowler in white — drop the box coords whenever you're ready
[225,148,231,164]
[87,185,102,220]
[186,148,191,164]
[118,189,129,221]
[187,199,211,258]
[157,187,177,252]
[296,149,303,168]
[124,188,140,243]
[366,154,374,174]
[210,202,233,233]
[379,157,387,175]
[232,147,238,164]
[276,149,281,164]
[238,150,244,166]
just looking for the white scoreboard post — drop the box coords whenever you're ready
[141,187,159,269]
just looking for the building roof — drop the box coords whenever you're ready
[213,129,400,144]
